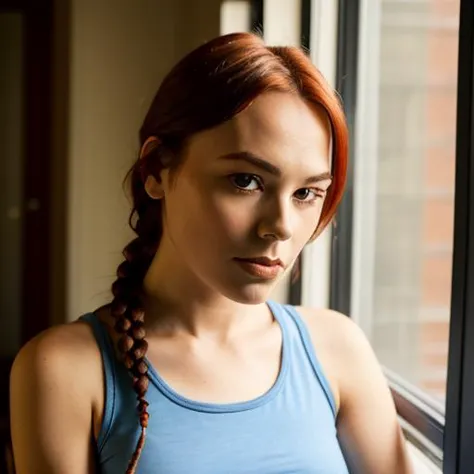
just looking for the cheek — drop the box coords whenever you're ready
[165,183,253,253]
[295,204,324,244]
[209,196,256,241]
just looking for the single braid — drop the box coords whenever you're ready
[111,241,154,474]
[110,148,164,473]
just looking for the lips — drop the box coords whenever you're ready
[233,256,284,280]
[238,256,283,266]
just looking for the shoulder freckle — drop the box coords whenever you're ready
[11,321,102,394]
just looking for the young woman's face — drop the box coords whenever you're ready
[157,91,331,304]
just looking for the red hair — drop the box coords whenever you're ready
[110,32,348,473]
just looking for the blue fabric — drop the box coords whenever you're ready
[81,301,349,473]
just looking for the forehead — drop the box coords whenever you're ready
[183,91,332,174]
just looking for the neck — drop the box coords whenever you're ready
[141,237,271,341]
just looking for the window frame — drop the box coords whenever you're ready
[443,0,474,472]
[250,0,263,33]
[329,0,359,316]
[385,368,444,467]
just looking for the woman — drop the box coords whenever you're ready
[10,32,413,473]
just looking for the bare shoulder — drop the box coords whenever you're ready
[294,305,384,399]
[10,319,103,473]
[11,318,100,386]
[292,306,369,414]
[10,317,104,423]
[295,306,370,360]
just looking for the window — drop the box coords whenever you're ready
[351,0,459,404]
[332,0,474,471]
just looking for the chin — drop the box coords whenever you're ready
[218,280,277,306]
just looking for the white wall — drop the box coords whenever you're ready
[220,0,251,35]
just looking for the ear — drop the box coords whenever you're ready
[140,136,160,159]
[144,174,164,200]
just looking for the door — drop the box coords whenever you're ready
[0,0,54,470]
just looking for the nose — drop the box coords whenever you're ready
[257,198,293,242]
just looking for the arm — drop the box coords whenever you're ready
[10,325,98,474]
[330,312,413,474]
[299,308,413,474]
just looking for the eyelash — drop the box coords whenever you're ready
[228,173,326,205]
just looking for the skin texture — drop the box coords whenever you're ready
[10,91,413,473]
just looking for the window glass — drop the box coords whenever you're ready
[352,0,460,403]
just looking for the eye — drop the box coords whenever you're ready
[229,173,262,191]
[294,188,325,202]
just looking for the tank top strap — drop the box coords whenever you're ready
[79,312,117,454]
[266,299,291,335]
[266,301,337,418]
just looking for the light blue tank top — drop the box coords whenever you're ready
[81,301,349,473]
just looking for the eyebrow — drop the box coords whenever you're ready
[218,151,333,184]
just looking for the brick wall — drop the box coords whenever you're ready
[371,0,458,401]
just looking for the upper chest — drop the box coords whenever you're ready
[102,381,347,474]
[143,321,283,404]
